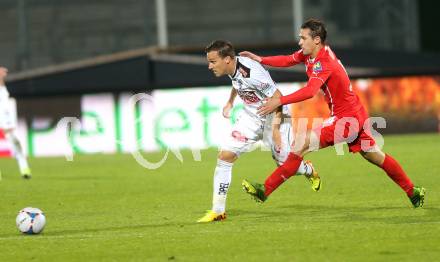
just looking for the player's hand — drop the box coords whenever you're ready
[222,102,233,118]
[0,67,8,80]
[272,128,282,153]
[238,51,262,63]
[258,97,281,116]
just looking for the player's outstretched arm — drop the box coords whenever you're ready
[223,88,237,118]
[279,67,331,106]
[238,51,262,63]
[279,81,320,105]
[258,96,281,116]
[242,50,305,68]
[257,78,324,116]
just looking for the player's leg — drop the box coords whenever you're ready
[212,151,236,214]
[242,115,339,201]
[0,94,31,179]
[198,113,260,222]
[351,114,425,208]
[197,150,235,222]
[4,129,31,179]
[242,129,321,202]
[263,130,317,196]
[270,121,320,190]
[360,146,425,207]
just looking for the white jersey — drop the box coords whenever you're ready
[222,57,293,164]
[0,86,10,104]
[229,56,278,120]
[0,86,17,129]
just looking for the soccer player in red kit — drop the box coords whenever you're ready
[239,19,425,208]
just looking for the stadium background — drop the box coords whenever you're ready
[0,0,439,157]
[1,2,440,261]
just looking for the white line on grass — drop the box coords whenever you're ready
[0,231,149,241]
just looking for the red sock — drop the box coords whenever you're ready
[264,153,303,197]
[381,154,414,197]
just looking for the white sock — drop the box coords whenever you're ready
[212,159,233,214]
[6,132,30,174]
[296,161,313,176]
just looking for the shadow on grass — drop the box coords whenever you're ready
[227,204,440,224]
[0,221,201,239]
[2,205,438,239]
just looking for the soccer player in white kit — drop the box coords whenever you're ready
[198,41,320,222]
[0,67,32,179]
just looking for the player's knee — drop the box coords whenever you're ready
[361,150,384,166]
[217,151,237,163]
[291,132,314,157]
[291,143,308,157]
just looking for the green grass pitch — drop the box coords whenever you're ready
[0,133,439,261]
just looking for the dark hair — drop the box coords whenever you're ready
[301,19,327,43]
[205,40,235,58]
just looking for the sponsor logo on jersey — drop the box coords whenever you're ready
[237,61,251,78]
[313,61,323,73]
[238,67,249,78]
[237,90,260,104]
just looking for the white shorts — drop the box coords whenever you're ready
[0,88,17,130]
[221,111,292,165]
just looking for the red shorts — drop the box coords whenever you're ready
[313,109,376,153]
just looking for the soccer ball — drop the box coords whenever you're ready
[16,207,46,234]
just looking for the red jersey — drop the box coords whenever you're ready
[261,46,364,117]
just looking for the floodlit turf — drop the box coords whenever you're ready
[0,133,439,261]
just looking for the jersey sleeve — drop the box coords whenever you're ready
[280,59,332,105]
[261,49,305,67]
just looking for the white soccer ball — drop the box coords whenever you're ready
[16,207,46,234]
